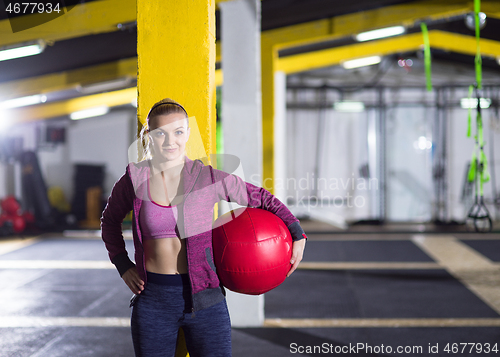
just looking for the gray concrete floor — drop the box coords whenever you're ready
[1,230,500,356]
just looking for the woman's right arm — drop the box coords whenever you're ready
[101,167,139,287]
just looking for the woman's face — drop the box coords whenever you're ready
[149,113,190,162]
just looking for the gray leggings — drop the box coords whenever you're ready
[131,273,232,357]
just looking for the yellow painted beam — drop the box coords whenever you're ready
[188,0,500,76]
[277,32,424,74]
[3,87,136,124]
[0,0,136,48]
[263,19,331,50]
[267,0,500,51]
[137,0,216,160]
[328,0,470,41]
[430,30,500,58]
[0,57,137,100]
[0,65,222,123]
[482,2,500,19]
[0,58,222,101]
[277,30,500,75]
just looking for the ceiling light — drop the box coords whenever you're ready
[465,12,487,30]
[342,56,381,69]
[0,40,46,62]
[413,136,432,150]
[398,58,413,67]
[334,101,365,112]
[0,111,11,132]
[355,26,405,42]
[0,94,47,109]
[70,106,110,120]
[460,98,491,109]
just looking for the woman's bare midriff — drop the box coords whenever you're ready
[144,237,188,274]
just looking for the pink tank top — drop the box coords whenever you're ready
[139,180,179,240]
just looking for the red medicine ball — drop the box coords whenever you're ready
[11,215,26,234]
[212,207,292,295]
[1,196,20,216]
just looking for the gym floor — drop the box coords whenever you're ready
[1,226,499,357]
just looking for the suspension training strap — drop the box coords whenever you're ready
[467,85,474,138]
[420,23,432,92]
[475,0,482,89]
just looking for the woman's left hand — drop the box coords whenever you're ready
[287,238,306,277]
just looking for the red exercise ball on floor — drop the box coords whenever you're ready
[1,196,20,216]
[212,207,292,295]
[12,215,26,233]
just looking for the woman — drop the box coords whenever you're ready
[101,98,307,357]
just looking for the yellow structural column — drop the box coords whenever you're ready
[137,0,216,159]
[261,35,276,193]
[137,1,216,356]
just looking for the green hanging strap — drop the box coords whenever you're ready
[479,147,485,196]
[421,23,432,92]
[468,149,477,182]
[477,109,484,149]
[474,0,482,89]
[468,87,479,182]
[467,85,474,137]
[472,0,489,194]
[481,150,490,182]
[477,110,490,186]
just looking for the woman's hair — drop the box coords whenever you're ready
[139,98,189,160]
[147,98,188,127]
